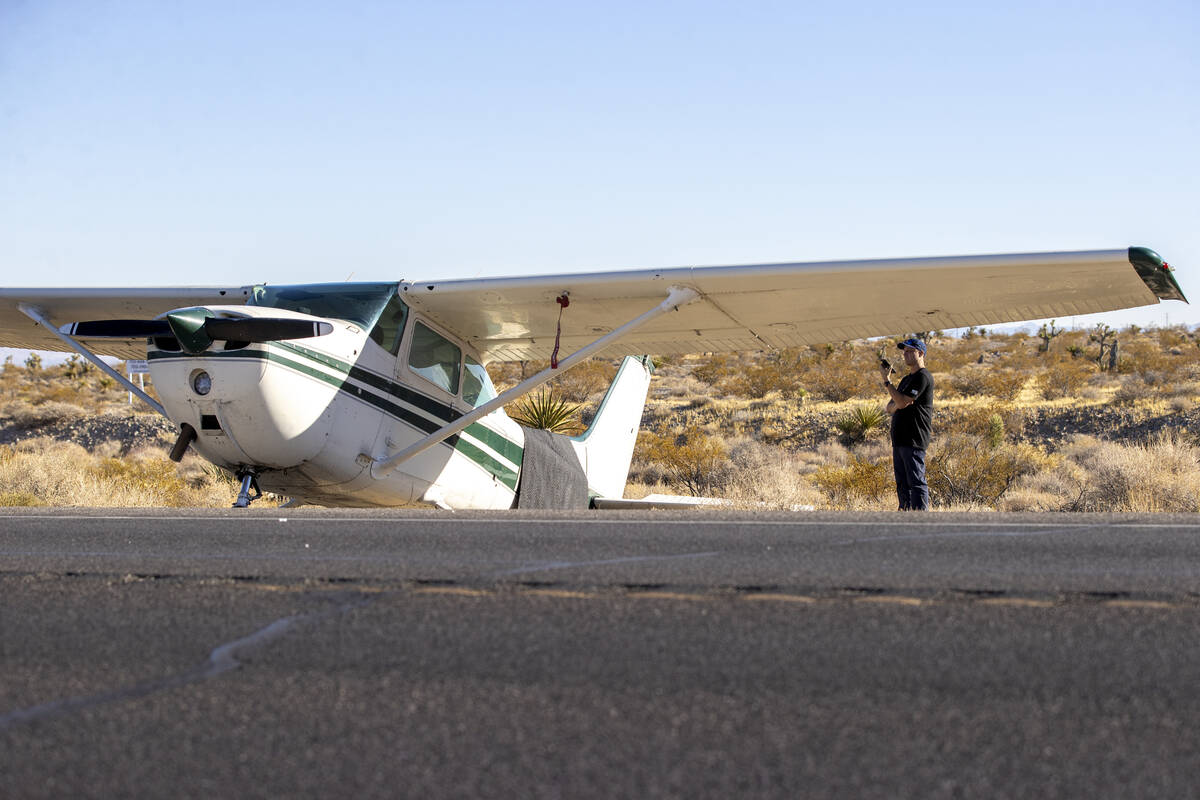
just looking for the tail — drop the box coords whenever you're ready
[570,355,654,499]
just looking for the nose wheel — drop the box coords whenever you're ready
[233,469,262,508]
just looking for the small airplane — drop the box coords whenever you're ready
[0,246,1186,509]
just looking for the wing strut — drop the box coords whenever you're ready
[17,304,169,418]
[362,285,701,480]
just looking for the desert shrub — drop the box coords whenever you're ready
[981,369,1029,401]
[691,354,742,386]
[714,438,824,509]
[941,405,1027,443]
[950,366,1027,400]
[1170,396,1195,413]
[90,456,191,499]
[834,405,888,444]
[489,358,617,402]
[1110,377,1154,406]
[27,383,92,406]
[652,373,710,399]
[635,424,730,495]
[1051,432,1200,512]
[759,412,803,444]
[550,359,617,402]
[1155,326,1192,350]
[993,338,1040,371]
[1119,338,1173,381]
[935,342,991,372]
[930,372,960,399]
[507,388,583,434]
[1037,361,1096,400]
[809,454,893,508]
[6,401,86,429]
[1165,380,1200,399]
[984,413,1004,448]
[948,365,990,396]
[999,486,1068,512]
[487,361,533,391]
[804,358,872,402]
[926,432,1052,508]
[0,491,43,506]
[723,361,802,399]
[0,439,235,506]
[793,441,850,474]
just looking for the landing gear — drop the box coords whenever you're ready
[233,468,262,508]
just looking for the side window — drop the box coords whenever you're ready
[462,355,498,407]
[408,322,461,395]
[368,294,409,354]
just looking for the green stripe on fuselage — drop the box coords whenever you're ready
[278,342,524,465]
[148,346,521,489]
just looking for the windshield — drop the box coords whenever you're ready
[248,283,397,329]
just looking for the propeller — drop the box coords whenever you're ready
[61,310,334,354]
[203,317,333,343]
[63,320,171,337]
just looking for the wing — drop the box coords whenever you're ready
[401,247,1186,362]
[0,287,252,359]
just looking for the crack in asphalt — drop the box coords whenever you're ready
[0,597,370,731]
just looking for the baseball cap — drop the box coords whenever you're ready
[897,338,927,354]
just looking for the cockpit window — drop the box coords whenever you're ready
[408,322,461,395]
[462,355,497,407]
[368,294,409,354]
[248,283,396,329]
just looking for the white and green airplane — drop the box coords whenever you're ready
[0,247,1185,508]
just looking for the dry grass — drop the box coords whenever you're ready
[629,325,1200,510]
[0,439,237,507]
[3,401,88,429]
[1002,433,1200,512]
[8,322,1200,509]
[810,453,895,510]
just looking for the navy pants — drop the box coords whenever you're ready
[892,446,929,511]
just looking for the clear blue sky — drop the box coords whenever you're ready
[2,0,1198,337]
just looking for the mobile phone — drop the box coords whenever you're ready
[880,358,891,369]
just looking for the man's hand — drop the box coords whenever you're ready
[879,363,891,382]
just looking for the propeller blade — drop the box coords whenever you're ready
[58,312,333,353]
[60,320,172,338]
[203,318,334,343]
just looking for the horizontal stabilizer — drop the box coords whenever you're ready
[591,494,729,510]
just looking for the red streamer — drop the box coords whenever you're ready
[551,294,569,368]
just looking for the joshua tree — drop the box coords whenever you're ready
[1037,320,1064,353]
[1089,324,1117,371]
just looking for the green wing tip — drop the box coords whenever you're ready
[1129,246,1187,304]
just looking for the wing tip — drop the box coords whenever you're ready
[1129,246,1187,304]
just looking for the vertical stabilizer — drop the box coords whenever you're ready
[570,356,654,499]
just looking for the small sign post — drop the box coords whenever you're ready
[125,360,149,405]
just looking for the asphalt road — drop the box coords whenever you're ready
[1,509,1198,799]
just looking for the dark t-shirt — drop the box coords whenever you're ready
[890,368,934,449]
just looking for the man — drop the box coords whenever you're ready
[881,338,934,511]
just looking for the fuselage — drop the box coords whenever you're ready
[147,283,525,507]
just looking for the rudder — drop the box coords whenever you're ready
[570,355,654,499]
